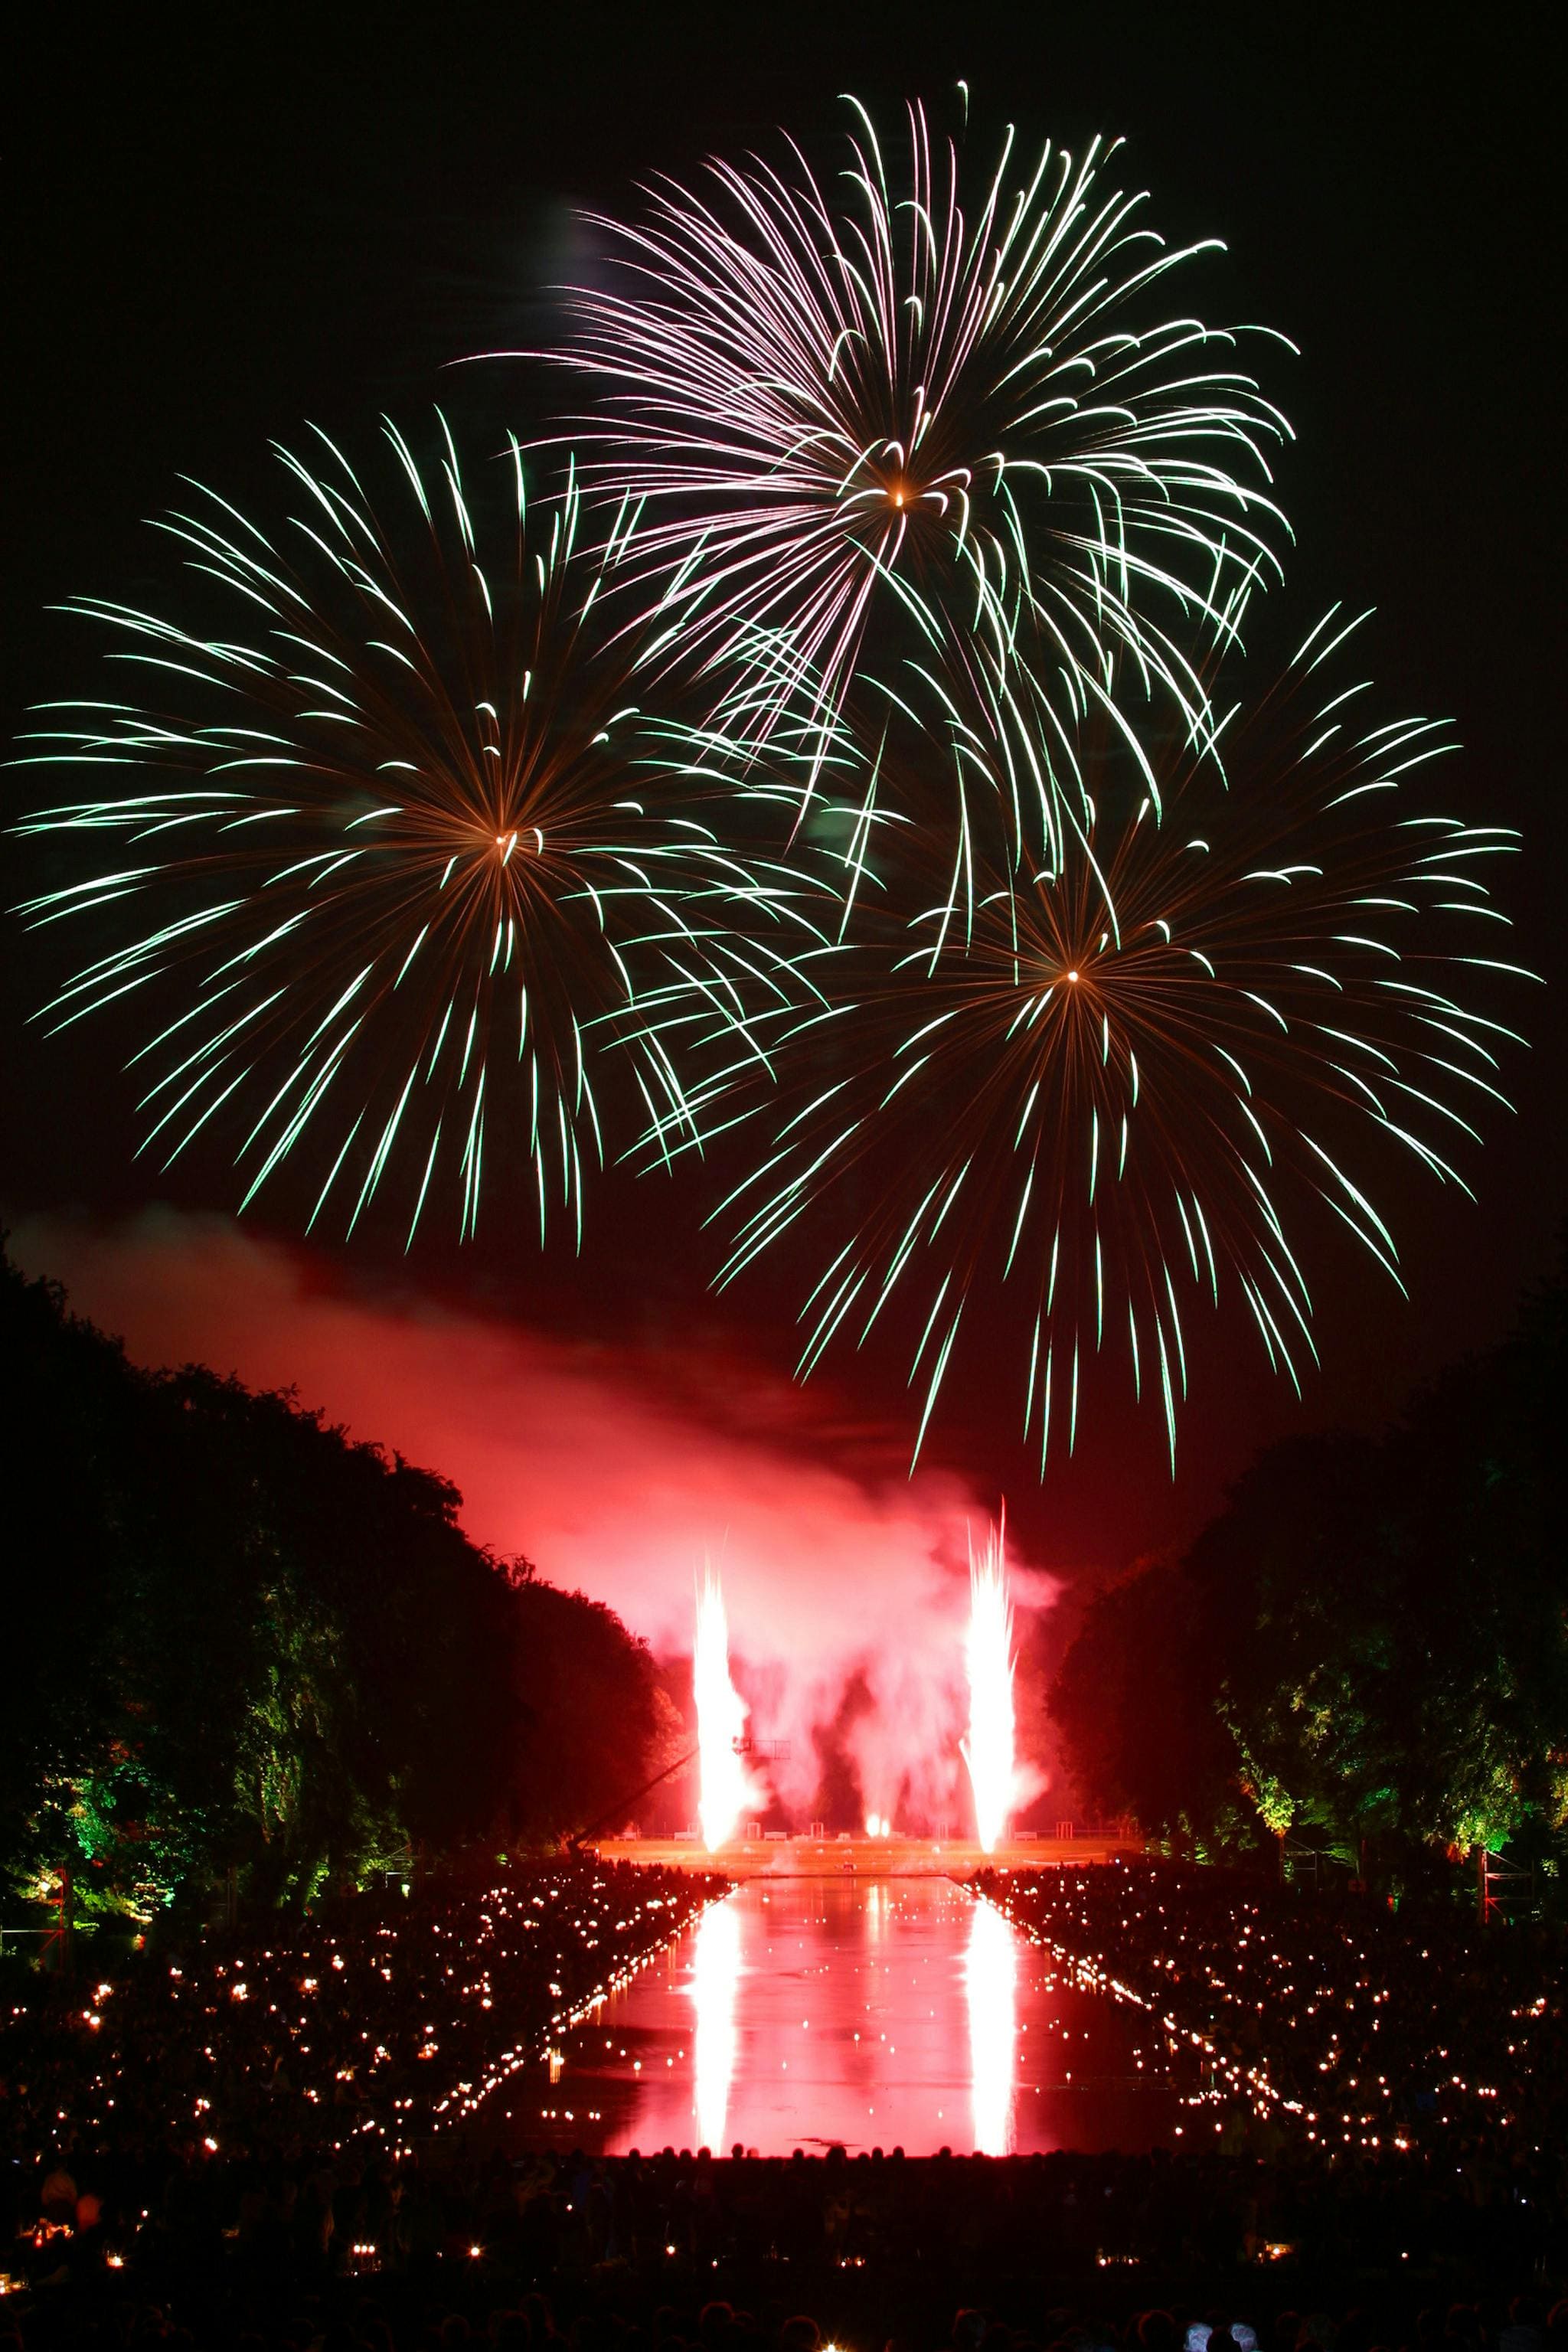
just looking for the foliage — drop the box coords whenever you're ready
[0,1246,667,1918]
[1052,1251,1568,1887]
[503,1570,684,1841]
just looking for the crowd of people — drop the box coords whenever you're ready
[2,1860,729,2168]
[975,1864,1567,2160]
[0,1857,726,2325]
[0,2134,1563,2351]
[0,1859,1565,2347]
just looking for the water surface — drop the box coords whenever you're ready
[491,1877,1184,2155]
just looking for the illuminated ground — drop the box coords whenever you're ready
[588,1831,1144,1876]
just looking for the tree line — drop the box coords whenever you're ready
[1,1246,683,1923]
[1053,1251,1568,1900]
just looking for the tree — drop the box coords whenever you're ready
[503,1571,684,1841]
[0,1243,675,1919]
[1051,1250,1568,1890]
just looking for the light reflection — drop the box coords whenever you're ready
[689,1896,741,2152]
[966,1898,1017,2154]
[589,1880,1174,2161]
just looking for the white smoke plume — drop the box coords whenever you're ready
[10,1207,1061,1828]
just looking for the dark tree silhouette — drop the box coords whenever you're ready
[0,1244,670,1919]
[1053,1248,1568,1893]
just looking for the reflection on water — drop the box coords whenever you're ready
[495,1877,1182,2157]
[691,1895,741,2154]
[965,1895,1017,2154]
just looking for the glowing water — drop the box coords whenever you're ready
[962,1523,1017,1852]
[965,1894,1018,2153]
[496,1877,1184,2156]
[690,1896,742,2151]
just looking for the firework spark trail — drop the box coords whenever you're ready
[694,1568,755,1851]
[11,416,808,1244]
[6,100,1534,1493]
[962,1522,1018,1853]
[694,612,1534,1470]
[525,93,1293,786]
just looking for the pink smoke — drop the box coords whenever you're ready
[9,1207,1060,1828]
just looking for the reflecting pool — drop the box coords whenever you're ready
[492,1877,1186,2155]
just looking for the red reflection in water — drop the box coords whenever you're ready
[691,1896,742,2152]
[966,1896,1017,2154]
[506,1878,1181,2157]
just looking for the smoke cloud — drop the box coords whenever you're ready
[9,1207,1060,1830]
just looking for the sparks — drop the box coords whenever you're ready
[694,612,1531,1470]
[694,1569,753,1853]
[962,1522,1018,1854]
[524,93,1292,776]
[12,415,782,1246]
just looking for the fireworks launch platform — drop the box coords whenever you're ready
[587,1831,1144,1877]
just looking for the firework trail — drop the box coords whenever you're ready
[697,613,1533,1470]
[13,416,793,1245]
[6,98,1533,1498]
[530,93,1292,777]
[962,1521,1018,1853]
[694,1567,756,1850]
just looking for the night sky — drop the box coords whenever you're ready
[5,5,1564,1635]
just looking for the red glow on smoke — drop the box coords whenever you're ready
[11,1209,1060,1828]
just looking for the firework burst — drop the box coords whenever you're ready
[701,613,1533,1470]
[12,417,783,1245]
[534,93,1292,776]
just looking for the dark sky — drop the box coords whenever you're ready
[5,3,1564,1595]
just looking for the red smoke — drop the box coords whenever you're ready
[11,1207,1059,1829]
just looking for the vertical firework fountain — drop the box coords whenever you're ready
[962,1523,1018,1852]
[693,1569,754,1851]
